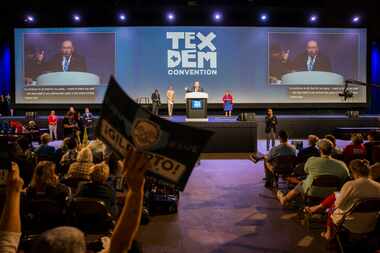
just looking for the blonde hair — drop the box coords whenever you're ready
[31,161,58,188]
[40,133,51,144]
[76,148,93,163]
[90,163,110,184]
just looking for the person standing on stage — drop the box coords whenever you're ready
[222,90,233,117]
[192,81,204,92]
[82,107,94,139]
[166,85,175,117]
[48,110,58,140]
[265,108,278,151]
[151,89,161,116]
[63,111,78,138]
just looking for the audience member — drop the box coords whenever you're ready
[343,133,366,164]
[277,139,350,206]
[67,147,94,181]
[297,134,320,164]
[34,133,56,162]
[263,130,296,188]
[60,137,79,174]
[369,162,380,181]
[304,159,380,240]
[364,132,380,164]
[324,134,343,158]
[76,163,116,213]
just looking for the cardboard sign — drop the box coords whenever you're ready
[96,77,213,191]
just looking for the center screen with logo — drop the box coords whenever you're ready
[14,27,367,104]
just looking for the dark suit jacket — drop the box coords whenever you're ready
[47,53,87,72]
[189,87,204,92]
[292,52,331,72]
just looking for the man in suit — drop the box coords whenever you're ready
[292,40,331,72]
[47,40,87,72]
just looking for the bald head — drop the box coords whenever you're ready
[61,40,74,57]
[306,40,319,56]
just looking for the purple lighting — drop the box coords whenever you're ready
[310,15,318,22]
[119,13,126,21]
[352,15,360,23]
[167,12,175,21]
[73,14,81,22]
[25,15,35,23]
[213,12,222,21]
[260,14,268,21]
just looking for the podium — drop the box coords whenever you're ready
[36,72,100,86]
[281,71,344,85]
[185,92,208,121]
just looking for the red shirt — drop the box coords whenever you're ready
[222,94,233,104]
[48,115,57,125]
[343,143,366,161]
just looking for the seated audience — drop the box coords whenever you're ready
[304,159,380,240]
[76,163,116,213]
[277,139,350,206]
[59,137,79,173]
[343,133,366,164]
[364,131,380,164]
[0,149,150,253]
[263,130,297,187]
[324,134,343,159]
[67,147,94,181]
[297,134,320,164]
[87,138,107,164]
[369,162,380,181]
[26,161,70,206]
[34,133,56,161]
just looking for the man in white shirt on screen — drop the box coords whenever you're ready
[47,40,87,72]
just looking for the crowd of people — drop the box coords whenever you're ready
[0,131,151,252]
[251,130,380,246]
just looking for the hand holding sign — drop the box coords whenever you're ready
[123,149,151,193]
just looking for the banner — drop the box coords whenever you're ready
[96,76,213,190]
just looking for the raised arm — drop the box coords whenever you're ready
[109,150,150,253]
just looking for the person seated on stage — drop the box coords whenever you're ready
[66,147,95,181]
[343,133,366,165]
[222,90,233,117]
[34,133,56,162]
[277,139,350,206]
[324,134,343,159]
[26,161,71,207]
[59,137,79,175]
[75,162,116,214]
[297,134,320,164]
[0,149,151,253]
[260,130,297,188]
[364,132,380,164]
[304,159,380,240]
[62,111,79,138]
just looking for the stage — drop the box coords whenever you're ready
[1,114,380,153]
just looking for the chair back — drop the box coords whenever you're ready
[311,175,342,188]
[349,198,380,214]
[61,177,89,191]
[69,197,115,234]
[271,155,297,176]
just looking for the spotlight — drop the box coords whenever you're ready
[166,12,175,22]
[73,14,81,22]
[260,13,268,22]
[352,15,360,23]
[309,15,318,23]
[24,15,35,23]
[118,13,126,21]
[213,12,222,22]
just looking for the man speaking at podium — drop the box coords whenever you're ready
[189,81,204,92]
[292,40,331,72]
[47,40,87,72]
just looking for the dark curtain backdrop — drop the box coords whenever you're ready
[1,40,380,112]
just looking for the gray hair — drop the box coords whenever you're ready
[33,226,86,253]
[318,138,333,156]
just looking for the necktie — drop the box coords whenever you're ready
[307,56,315,71]
[63,57,69,72]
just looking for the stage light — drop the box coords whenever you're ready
[166,12,175,22]
[309,15,318,23]
[73,14,81,22]
[260,13,268,22]
[118,13,126,22]
[213,12,222,22]
[24,15,35,23]
[352,15,360,23]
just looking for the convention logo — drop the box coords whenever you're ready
[131,119,160,150]
[166,32,218,76]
